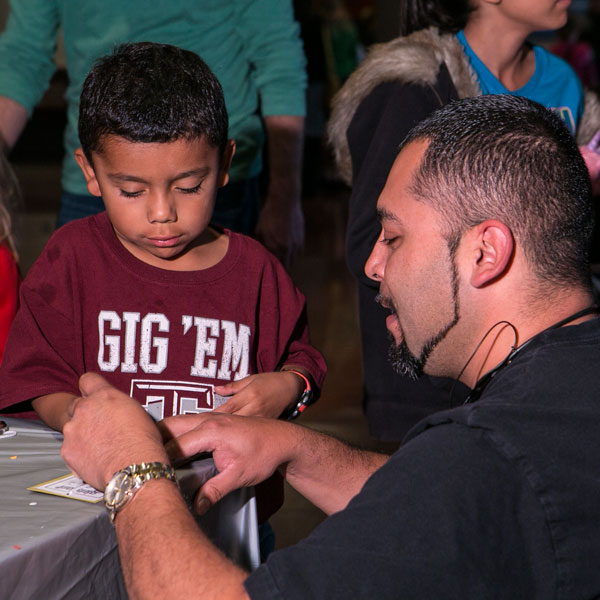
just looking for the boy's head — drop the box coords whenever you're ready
[78,42,229,163]
[75,42,235,270]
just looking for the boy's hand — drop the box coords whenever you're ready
[213,371,304,418]
[580,129,600,196]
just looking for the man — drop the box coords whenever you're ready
[0,1,305,266]
[61,95,600,598]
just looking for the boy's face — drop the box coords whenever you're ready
[75,135,234,269]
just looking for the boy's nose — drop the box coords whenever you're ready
[365,227,386,282]
[148,193,176,223]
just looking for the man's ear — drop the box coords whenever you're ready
[467,220,514,288]
[74,148,102,197]
[218,140,236,188]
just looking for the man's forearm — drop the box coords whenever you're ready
[256,115,305,266]
[263,115,304,202]
[115,479,249,600]
[279,423,389,515]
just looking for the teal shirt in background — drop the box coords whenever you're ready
[0,0,307,195]
[457,30,584,135]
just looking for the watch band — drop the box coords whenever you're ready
[104,461,177,524]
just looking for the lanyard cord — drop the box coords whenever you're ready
[458,305,598,405]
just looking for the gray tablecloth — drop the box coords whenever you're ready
[0,417,259,600]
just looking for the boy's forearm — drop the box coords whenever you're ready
[32,392,77,432]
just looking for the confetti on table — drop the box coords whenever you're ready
[29,502,37,506]
[13,545,21,550]
[10,455,17,459]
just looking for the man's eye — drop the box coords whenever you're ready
[177,183,202,194]
[381,236,399,246]
[120,189,143,198]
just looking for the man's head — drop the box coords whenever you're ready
[78,42,229,162]
[365,95,593,380]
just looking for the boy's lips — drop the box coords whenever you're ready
[148,235,181,248]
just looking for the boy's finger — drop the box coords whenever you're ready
[66,396,82,418]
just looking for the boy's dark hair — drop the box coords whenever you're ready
[399,0,475,36]
[402,94,593,289]
[79,42,228,162]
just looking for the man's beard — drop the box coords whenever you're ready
[385,249,461,379]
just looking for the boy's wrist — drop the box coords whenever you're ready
[279,367,314,419]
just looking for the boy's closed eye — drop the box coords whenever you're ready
[175,182,203,194]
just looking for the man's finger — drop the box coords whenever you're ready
[78,372,112,396]
[159,413,211,442]
[164,425,216,462]
[194,469,242,514]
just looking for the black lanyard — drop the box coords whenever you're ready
[464,305,598,404]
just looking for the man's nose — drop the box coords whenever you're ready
[365,228,385,282]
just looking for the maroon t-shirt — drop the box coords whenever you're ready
[0,213,326,418]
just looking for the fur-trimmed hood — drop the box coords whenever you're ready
[327,27,600,186]
[327,28,480,185]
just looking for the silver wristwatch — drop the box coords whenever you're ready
[104,462,177,524]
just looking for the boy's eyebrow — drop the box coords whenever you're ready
[106,167,212,185]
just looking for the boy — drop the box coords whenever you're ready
[0,42,326,432]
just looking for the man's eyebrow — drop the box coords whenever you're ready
[376,207,402,224]
[106,167,211,184]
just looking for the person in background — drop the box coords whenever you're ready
[327,0,600,442]
[0,1,306,267]
[0,151,20,364]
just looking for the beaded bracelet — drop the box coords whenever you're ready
[281,369,314,420]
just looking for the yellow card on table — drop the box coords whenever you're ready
[28,473,103,503]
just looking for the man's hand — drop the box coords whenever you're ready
[61,373,168,491]
[159,413,298,514]
[255,115,305,268]
[213,371,304,418]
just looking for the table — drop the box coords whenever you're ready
[0,417,260,599]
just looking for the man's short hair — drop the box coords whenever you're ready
[402,94,593,289]
[79,42,228,162]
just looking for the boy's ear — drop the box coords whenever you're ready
[74,148,102,197]
[218,140,236,188]
[466,220,514,288]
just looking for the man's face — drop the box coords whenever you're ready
[75,135,234,269]
[364,140,462,379]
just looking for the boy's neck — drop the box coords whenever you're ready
[117,226,229,272]
[462,19,535,92]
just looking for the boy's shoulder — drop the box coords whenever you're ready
[224,228,284,268]
[27,212,109,278]
[48,211,107,246]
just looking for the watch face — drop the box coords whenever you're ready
[104,471,133,509]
